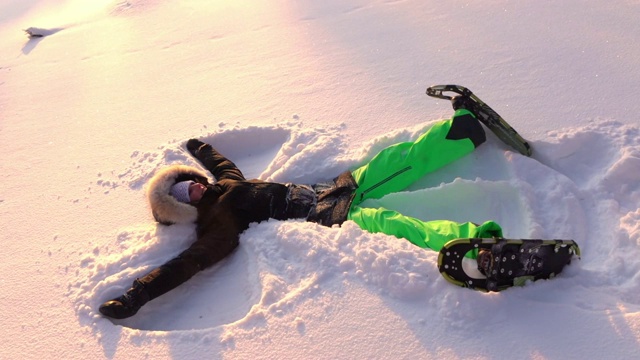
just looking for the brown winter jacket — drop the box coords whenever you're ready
[139,139,357,300]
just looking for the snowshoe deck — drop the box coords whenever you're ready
[427,84,532,156]
[437,238,580,292]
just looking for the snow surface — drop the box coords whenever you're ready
[2,0,640,359]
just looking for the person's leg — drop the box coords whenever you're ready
[348,205,502,258]
[351,109,485,205]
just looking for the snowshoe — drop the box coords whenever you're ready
[427,84,532,156]
[438,238,580,292]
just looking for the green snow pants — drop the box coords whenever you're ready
[347,109,503,258]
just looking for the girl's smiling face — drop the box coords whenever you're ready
[189,182,207,203]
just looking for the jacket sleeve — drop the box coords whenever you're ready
[186,139,245,181]
[135,219,240,301]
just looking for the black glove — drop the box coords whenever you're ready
[98,279,150,319]
[186,138,206,156]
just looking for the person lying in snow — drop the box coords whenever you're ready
[99,97,502,319]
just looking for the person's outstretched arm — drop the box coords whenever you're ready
[186,138,245,181]
[99,214,241,319]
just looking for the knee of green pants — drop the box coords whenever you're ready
[350,118,477,204]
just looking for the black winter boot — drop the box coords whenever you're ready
[451,95,473,111]
[99,279,150,319]
[477,249,493,277]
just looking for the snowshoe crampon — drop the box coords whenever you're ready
[437,238,580,292]
[427,84,532,156]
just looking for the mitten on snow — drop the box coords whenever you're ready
[186,138,208,157]
[99,279,150,319]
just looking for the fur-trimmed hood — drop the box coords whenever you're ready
[147,165,211,225]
